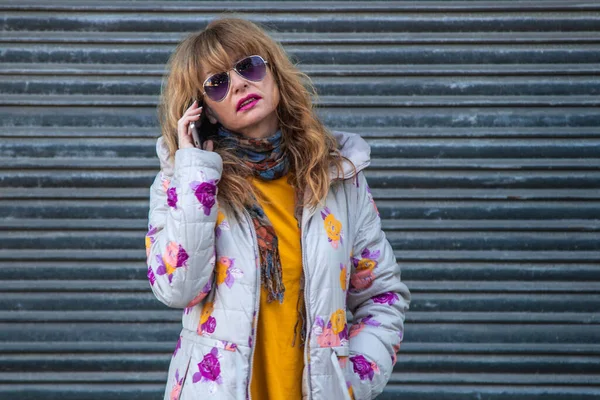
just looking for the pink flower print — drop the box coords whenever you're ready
[186,280,212,308]
[170,369,184,400]
[163,241,189,276]
[392,330,403,365]
[350,269,375,291]
[219,340,238,352]
[349,315,380,338]
[160,173,171,193]
[193,347,223,386]
[147,265,156,286]
[372,291,399,305]
[392,342,402,365]
[173,336,182,358]
[349,323,364,338]
[167,187,178,208]
[191,180,218,216]
[350,355,375,381]
[317,327,341,348]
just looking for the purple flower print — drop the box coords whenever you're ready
[173,336,182,358]
[167,187,178,208]
[312,315,325,335]
[157,242,190,283]
[191,180,217,216]
[146,224,158,237]
[154,254,176,284]
[363,315,381,327]
[361,247,380,261]
[173,245,189,269]
[201,316,216,334]
[372,291,399,305]
[147,265,156,286]
[193,347,222,384]
[350,354,375,381]
[338,324,349,341]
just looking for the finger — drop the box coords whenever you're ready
[184,105,203,117]
[203,140,214,152]
[186,100,198,111]
[179,114,201,129]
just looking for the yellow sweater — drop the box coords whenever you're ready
[250,173,304,400]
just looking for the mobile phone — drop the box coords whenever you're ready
[189,98,216,149]
[190,121,202,148]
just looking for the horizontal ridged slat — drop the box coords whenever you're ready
[1,1,599,399]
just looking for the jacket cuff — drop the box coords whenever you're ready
[174,148,223,174]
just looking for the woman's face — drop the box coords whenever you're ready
[202,56,280,139]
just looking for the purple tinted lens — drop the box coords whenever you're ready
[204,72,229,101]
[235,56,267,81]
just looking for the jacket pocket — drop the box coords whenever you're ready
[166,352,192,400]
[330,347,352,400]
[183,335,250,400]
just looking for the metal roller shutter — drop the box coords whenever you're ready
[0,1,599,399]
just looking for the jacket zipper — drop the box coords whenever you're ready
[245,209,262,400]
[300,206,317,400]
[245,204,318,400]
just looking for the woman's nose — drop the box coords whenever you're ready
[229,70,249,96]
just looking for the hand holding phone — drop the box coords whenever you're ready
[190,120,202,148]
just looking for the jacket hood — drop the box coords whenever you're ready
[155,130,371,179]
[330,130,371,179]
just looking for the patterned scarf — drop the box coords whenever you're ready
[217,126,306,346]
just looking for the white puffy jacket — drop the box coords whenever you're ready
[146,131,411,400]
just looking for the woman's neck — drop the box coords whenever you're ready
[232,113,279,139]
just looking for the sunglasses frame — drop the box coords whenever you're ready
[201,55,269,102]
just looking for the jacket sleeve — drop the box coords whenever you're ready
[145,144,223,308]
[343,171,411,399]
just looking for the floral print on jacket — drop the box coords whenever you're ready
[146,132,411,400]
[321,207,343,249]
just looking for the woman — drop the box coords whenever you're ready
[146,18,410,400]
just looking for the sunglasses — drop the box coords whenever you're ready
[202,55,269,102]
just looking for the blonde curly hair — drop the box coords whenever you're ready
[158,18,352,213]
